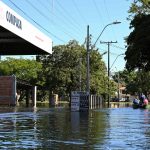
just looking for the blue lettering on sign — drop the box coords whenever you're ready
[6,11,22,30]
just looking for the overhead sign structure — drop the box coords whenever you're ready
[0,1,52,55]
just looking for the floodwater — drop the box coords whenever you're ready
[0,104,150,149]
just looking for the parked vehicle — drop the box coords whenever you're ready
[120,98,126,102]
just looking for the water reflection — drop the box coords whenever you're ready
[110,102,131,108]
[105,108,150,149]
[0,106,149,149]
[0,109,39,149]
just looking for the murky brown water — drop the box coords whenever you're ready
[0,105,149,149]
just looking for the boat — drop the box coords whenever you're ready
[139,104,149,109]
[132,103,149,109]
[132,104,139,109]
[132,97,149,109]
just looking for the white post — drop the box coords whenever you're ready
[90,95,92,109]
[33,86,37,108]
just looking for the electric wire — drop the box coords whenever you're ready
[91,0,105,27]
[25,0,77,40]
[103,0,111,22]
[38,0,83,36]
[103,0,119,42]
[111,44,126,51]
[9,0,66,43]
[71,0,88,25]
[55,0,84,33]
[9,0,126,56]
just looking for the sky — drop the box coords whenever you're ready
[2,0,132,72]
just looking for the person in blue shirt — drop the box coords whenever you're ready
[133,98,140,105]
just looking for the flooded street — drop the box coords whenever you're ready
[0,105,150,149]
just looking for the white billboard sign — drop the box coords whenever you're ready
[0,1,52,54]
[71,92,80,111]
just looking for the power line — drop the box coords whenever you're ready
[111,44,126,51]
[9,0,66,43]
[71,0,88,25]
[26,0,77,40]
[103,0,112,23]
[26,0,50,22]
[103,0,118,41]
[55,0,83,33]
[38,0,83,36]
[99,40,126,52]
[91,0,105,26]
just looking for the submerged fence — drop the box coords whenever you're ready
[89,95,104,109]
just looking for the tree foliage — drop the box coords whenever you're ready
[125,14,150,71]
[128,0,150,17]
[125,0,150,71]
[37,40,113,98]
[0,57,42,84]
[0,41,117,101]
[0,57,43,101]
[125,0,150,95]
[112,69,150,96]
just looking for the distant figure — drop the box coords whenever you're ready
[133,98,140,105]
[139,94,145,105]
[16,91,20,106]
[143,98,149,106]
[139,94,148,107]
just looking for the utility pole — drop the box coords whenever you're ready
[86,25,90,94]
[85,21,121,96]
[117,72,120,100]
[79,57,82,91]
[115,67,120,100]
[100,41,117,107]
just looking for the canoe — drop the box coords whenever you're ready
[139,104,149,109]
[132,104,149,109]
[132,104,139,109]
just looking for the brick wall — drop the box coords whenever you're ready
[0,76,16,105]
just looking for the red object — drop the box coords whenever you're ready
[144,99,149,105]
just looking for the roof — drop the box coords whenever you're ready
[0,1,52,55]
[120,87,126,90]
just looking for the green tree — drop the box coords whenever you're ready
[0,57,42,84]
[37,40,111,99]
[112,69,150,96]
[128,0,150,16]
[90,49,108,95]
[125,0,150,71]
[125,14,150,71]
[0,57,43,101]
[125,0,150,95]
[37,40,86,100]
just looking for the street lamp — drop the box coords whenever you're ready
[101,51,107,56]
[86,21,121,94]
[109,53,124,100]
[110,53,124,70]
[92,21,121,50]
